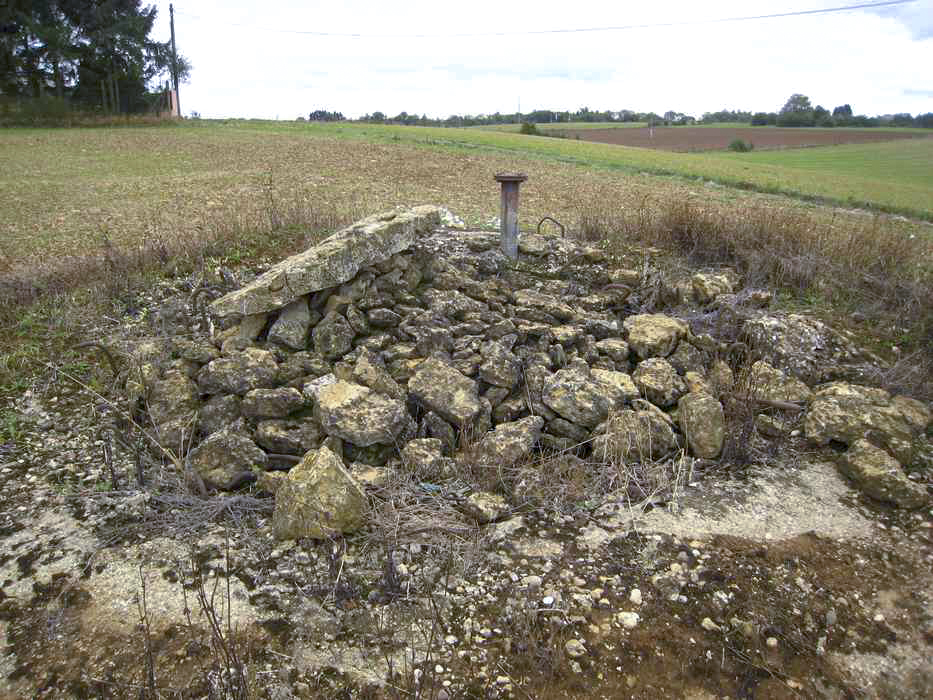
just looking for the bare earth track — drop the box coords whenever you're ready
[553,126,928,152]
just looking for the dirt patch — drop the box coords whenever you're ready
[553,126,929,152]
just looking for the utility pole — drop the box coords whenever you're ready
[169,3,180,117]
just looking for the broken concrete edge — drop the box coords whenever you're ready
[210,205,444,318]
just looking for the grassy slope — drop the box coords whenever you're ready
[292,121,933,220]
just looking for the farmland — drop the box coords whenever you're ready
[2,120,931,272]
[541,125,929,152]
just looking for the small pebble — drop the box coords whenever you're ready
[629,588,642,605]
[766,637,779,648]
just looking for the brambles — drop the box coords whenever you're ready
[728,138,754,153]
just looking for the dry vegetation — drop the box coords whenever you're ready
[0,122,930,403]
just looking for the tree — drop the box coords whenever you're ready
[1,0,191,113]
[832,104,853,117]
[777,93,815,127]
[780,93,813,114]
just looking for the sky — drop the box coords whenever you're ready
[148,0,933,120]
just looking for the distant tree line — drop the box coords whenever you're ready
[0,0,191,119]
[312,94,932,130]
[352,107,695,127]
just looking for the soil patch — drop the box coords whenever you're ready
[553,126,928,152]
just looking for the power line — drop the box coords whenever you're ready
[176,1,915,39]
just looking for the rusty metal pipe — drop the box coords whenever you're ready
[494,172,527,259]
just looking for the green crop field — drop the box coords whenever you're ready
[313,122,933,220]
[714,138,933,194]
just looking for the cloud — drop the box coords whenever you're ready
[866,0,933,40]
[902,88,933,97]
[150,1,933,119]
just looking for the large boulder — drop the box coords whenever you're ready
[211,206,443,317]
[197,348,278,396]
[592,409,679,462]
[623,314,688,359]
[678,392,725,459]
[314,380,409,447]
[272,446,367,540]
[408,358,484,429]
[186,430,267,489]
[838,439,928,508]
[805,382,931,465]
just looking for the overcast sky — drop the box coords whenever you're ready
[149,0,933,120]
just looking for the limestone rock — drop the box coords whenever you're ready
[349,348,404,400]
[241,387,305,419]
[267,296,312,349]
[473,416,543,466]
[592,410,679,462]
[633,358,687,407]
[679,393,725,459]
[684,371,713,395]
[255,418,324,454]
[667,341,705,375]
[709,360,734,394]
[839,439,928,508]
[312,311,355,360]
[187,430,267,489]
[747,361,813,404]
[148,370,199,430]
[401,438,447,477]
[623,314,688,359]
[595,338,630,364]
[463,491,510,524]
[211,206,443,317]
[513,289,576,322]
[591,369,639,405]
[742,313,861,384]
[692,273,733,305]
[272,446,367,540]
[478,340,521,389]
[197,348,278,396]
[408,358,483,429]
[805,383,930,464]
[198,394,241,436]
[315,380,409,447]
[541,363,617,429]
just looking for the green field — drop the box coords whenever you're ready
[718,139,933,194]
[319,122,933,220]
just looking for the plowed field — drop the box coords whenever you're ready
[553,125,927,152]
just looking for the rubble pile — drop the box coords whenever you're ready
[127,206,931,539]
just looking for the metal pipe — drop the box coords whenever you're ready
[494,172,527,259]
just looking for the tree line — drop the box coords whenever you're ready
[0,0,190,118]
[308,94,932,129]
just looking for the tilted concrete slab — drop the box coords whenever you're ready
[211,205,443,318]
